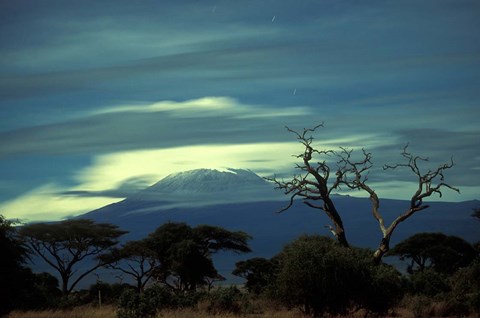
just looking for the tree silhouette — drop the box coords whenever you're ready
[233,257,278,295]
[19,219,127,295]
[388,232,477,274]
[146,222,251,291]
[0,215,32,314]
[99,239,158,293]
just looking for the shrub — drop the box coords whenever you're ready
[206,286,249,314]
[450,260,480,314]
[116,284,203,318]
[408,268,450,297]
[117,289,143,318]
[275,235,403,316]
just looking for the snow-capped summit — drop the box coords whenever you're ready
[128,168,282,208]
[146,168,267,193]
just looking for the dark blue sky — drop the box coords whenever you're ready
[1,0,479,221]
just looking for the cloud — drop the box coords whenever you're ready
[0,184,120,222]
[4,130,474,223]
[94,96,310,119]
[1,142,301,221]
[0,97,312,157]
[71,142,300,192]
[61,175,154,198]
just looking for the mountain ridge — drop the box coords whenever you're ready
[69,168,480,286]
[81,168,479,244]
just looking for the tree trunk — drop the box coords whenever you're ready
[61,274,70,295]
[373,237,390,264]
[323,197,349,248]
[137,278,143,293]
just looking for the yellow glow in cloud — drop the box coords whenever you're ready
[73,142,300,192]
[1,184,119,222]
[1,134,400,222]
[1,142,299,222]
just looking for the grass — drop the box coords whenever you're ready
[7,298,479,318]
[6,306,302,318]
[9,306,480,318]
[6,305,117,318]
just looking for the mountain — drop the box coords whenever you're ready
[85,168,283,216]
[79,168,480,283]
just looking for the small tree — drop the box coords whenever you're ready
[269,124,459,263]
[100,239,158,293]
[19,219,127,295]
[232,257,278,295]
[388,233,478,274]
[146,222,251,292]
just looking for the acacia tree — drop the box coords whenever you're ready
[146,222,251,291]
[19,219,127,295]
[232,257,278,295]
[388,233,478,274]
[270,124,459,263]
[99,239,158,293]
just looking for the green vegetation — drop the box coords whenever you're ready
[1,210,479,317]
[235,235,403,316]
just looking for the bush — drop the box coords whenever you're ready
[206,286,247,314]
[117,289,143,318]
[408,268,450,297]
[275,235,403,316]
[87,282,133,306]
[450,260,480,314]
[360,260,404,314]
[116,284,203,318]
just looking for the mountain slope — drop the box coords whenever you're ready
[85,168,284,217]
[79,168,479,283]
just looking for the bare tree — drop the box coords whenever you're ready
[269,124,459,263]
[268,123,349,247]
[372,146,459,262]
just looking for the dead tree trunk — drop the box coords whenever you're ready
[270,125,458,263]
[268,124,350,247]
[370,146,459,263]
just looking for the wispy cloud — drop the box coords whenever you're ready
[0,97,314,157]
[1,142,300,221]
[1,1,479,222]
[94,96,310,119]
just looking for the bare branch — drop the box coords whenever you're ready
[268,124,349,247]
[270,126,459,264]
[384,145,459,210]
[372,145,459,263]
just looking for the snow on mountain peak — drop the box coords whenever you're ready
[148,168,267,192]
[128,168,281,207]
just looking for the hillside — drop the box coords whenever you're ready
[78,168,480,282]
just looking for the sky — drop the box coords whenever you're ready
[1,0,479,222]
